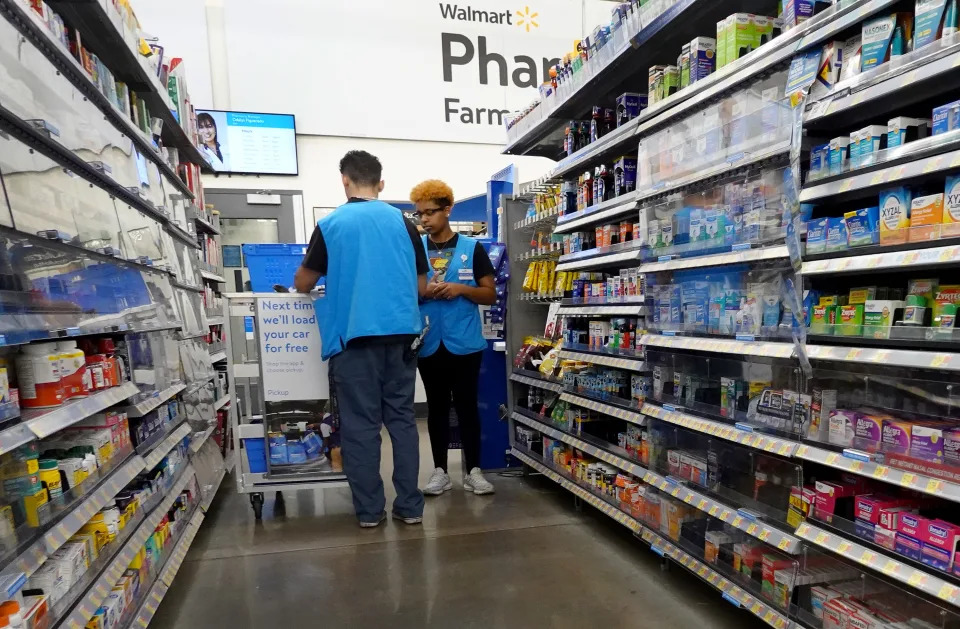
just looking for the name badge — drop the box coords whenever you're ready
[458,268,474,281]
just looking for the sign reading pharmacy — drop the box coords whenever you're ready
[255,296,328,402]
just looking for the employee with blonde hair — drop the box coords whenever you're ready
[411,179,497,495]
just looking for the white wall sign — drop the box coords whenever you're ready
[256,296,329,401]
[221,0,608,144]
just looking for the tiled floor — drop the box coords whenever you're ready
[151,425,765,628]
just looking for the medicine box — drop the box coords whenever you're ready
[909,193,944,241]
[915,0,949,49]
[812,41,843,100]
[879,186,912,244]
[861,13,912,71]
[944,175,960,236]
[752,15,775,48]
[810,143,830,178]
[726,14,754,65]
[844,207,879,246]
[783,0,814,28]
[864,299,904,338]
[848,130,863,169]
[858,125,887,163]
[828,137,849,175]
[689,37,716,83]
[839,35,862,82]
[825,216,847,252]
[933,99,960,135]
[888,116,930,147]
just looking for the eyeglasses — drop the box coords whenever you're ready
[414,207,445,220]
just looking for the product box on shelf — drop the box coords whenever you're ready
[879,186,912,244]
[944,175,960,236]
[915,0,951,49]
[861,13,913,71]
[689,37,716,83]
[932,99,960,135]
[888,117,930,147]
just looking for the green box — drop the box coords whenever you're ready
[837,304,864,336]
[727,14,754,65]
[716,18,727,68]
[810,305,835,335]
[863,300,903,338]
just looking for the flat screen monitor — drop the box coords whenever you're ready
[195,109,298,175]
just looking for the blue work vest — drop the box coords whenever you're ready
[315,200,422,360]
[419,234,487,357]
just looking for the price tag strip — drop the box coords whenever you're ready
[24,382,141,439]
[639,335,796,360]
[557,350,647,372]
[806,344,960,372]
[124,383,187,419]
[639,527,792,629]
[796,444,960,503]
[509,373,564,393]
[132,511,206,628]
[802,244,960,276]
[59,465,197,629]
[7,454,147,579]
[559,393,646,427]
[143,424,194,471]
[795,522,960,606]
[557,305,647,317]
[511,413,648,478]
[634,245,790,275]
[510,448,642,534]
[640,403,800,458]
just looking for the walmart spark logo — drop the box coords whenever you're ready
[516,6,539,31]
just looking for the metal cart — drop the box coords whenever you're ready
[223,292,348,519]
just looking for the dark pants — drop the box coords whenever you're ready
[331,342,423,521]
[417,344,483,472]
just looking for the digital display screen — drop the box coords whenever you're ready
[196,109,298,175]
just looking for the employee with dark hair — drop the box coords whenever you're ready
[295,150,429,528]
[197,112,228,171]
[410,179,497,496]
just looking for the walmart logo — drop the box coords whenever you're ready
[516,6,539,31]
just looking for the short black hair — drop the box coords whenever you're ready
[339,150,382,187]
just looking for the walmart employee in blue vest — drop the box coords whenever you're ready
[295,151,429,528]
[410,180,498,496]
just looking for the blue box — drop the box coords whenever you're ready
[855,518,876,543]
[826,217,848,252]
[810,143,830,178]
[933,100,960,135]
[896,532,923,561]
[829,137,849,175]
[806,218,828,254]
[844,207,879,246]
[287,441,307,464]
[269,434,289,465]
[616,93,645,127]
[243,438,267,473]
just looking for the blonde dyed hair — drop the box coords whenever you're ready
[410,180,454,208]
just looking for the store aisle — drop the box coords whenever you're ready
[151,425,765,628]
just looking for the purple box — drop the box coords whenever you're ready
[882,419,912,455]
[854,519,876,543]
[922,543,953,571]
[853,412,884,451]
[911,424,946,464]
[945,428,960,465]
[896,532,923,561]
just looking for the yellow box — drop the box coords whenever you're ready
[0,458,39,479]
[22,486,48,528]
[910,193,943,242]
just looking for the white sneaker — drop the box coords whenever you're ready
[464,467,494,495]
[423,468,453,495]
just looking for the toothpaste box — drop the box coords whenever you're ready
[888,116,930,147]
[896,531,924,560]
[879,186,912,244]
[909,193,944,242]
[933,99,960,135]
[911,423,947,463]
[944,175,960,236]
[882,418,913,454]
[825,217,848,252]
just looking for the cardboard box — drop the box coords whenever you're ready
[727,14,754,65]
[864,300,903,339]
[844,207,879,246]
[944,175,960,236]
[896,531,923,560]
[911,423,947,463]
[915,0,950,49]
[909,193,944,241]
[879,186,912,244]
[888,116,930,147]
[689,37,716,83]
[933,99,960,135]
[861,13,913,71]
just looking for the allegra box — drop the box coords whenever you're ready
[881,418,912,455]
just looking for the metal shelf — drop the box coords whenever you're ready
[125,383,186,419]
[57,463,196,629]
[802,242,960,275]
[189,424,217,454]
[129,508,205,628]
[0,424,37,460]
[796,521,960,606]
[640,402,800,457]
[0,452,145,579]
[201,269,226,283]
[796,443,960,503]
[200,465,228,512]
[193,215,220,236]
[514,249,561,263]
[44,0,208,165]
[142,423,192,470]
[557,304,646,317]
[509,372,564,393]
[559,391,646,426]
[550,116,644,180]
[23,382,139,439]
[556,249,643,272]
[639,527,793,629]
[638,245,789,274]
[214,395,230,411]
[209,350,227,363]
[554,194,639,234]
[639,334,796,359]
[558,349,646,371]
[514,210,560,233]
[206,317,224,327]
[806,343,960,372]
[166,223,201,251]
[0,0,197,199]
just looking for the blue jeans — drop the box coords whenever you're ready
[331,341,423,522]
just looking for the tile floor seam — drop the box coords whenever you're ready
[183,518,587,564]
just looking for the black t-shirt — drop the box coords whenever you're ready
[301,197,428,349]
[301,197,428,276]
[424,233,496,282]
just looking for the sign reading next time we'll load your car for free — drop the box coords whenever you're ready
[256,296,328,402]
[221,0,607,143]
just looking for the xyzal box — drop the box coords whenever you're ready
[689,37,716,83]
[879,186,912,244]
[933,99,960,135]
[944,175,960,236]
[844,207,879,246]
